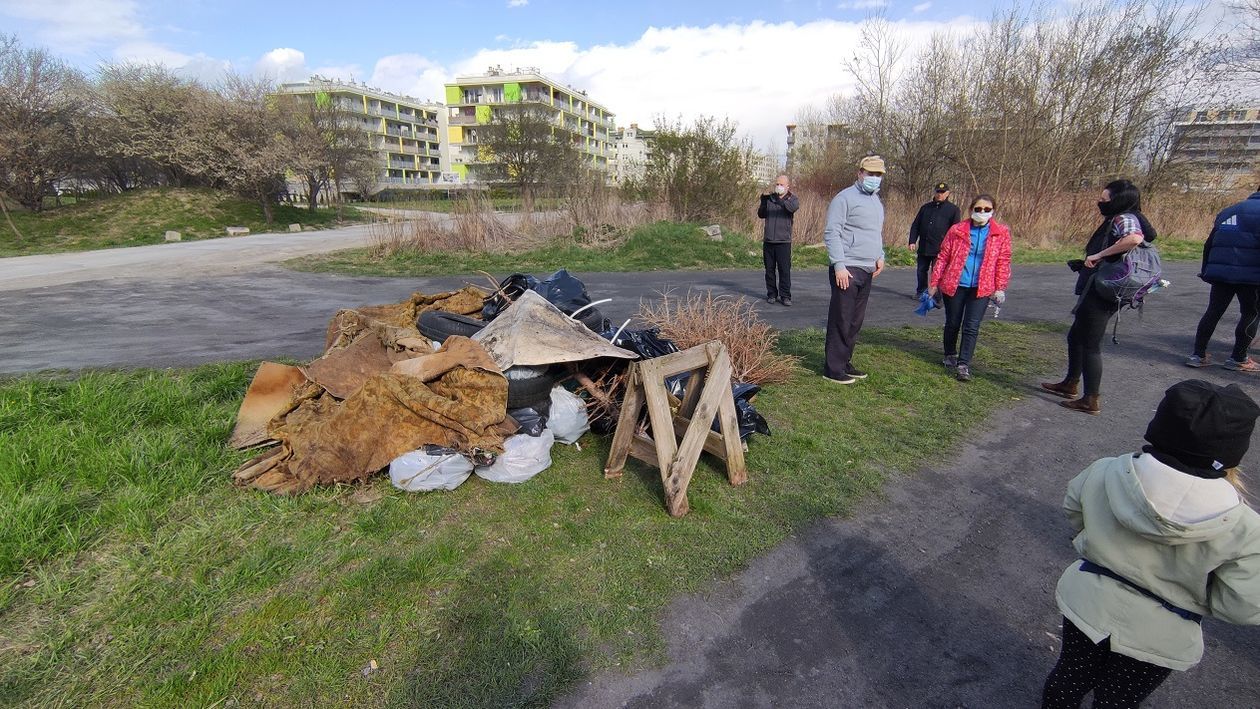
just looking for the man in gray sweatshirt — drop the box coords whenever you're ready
[823,155,887,384]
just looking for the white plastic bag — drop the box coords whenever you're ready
[547,386,590,445]
[389,447,474,492]
[474,430,554,484]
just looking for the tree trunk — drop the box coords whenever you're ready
[307,175,321,212]
[261,195,274,224]
[0,192,24,243]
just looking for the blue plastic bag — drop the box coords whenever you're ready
[914,292,940,317]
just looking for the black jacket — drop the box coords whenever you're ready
[908,199,961,257]
[758,193,800,243]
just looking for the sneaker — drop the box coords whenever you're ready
[845,366,868,379]
[1184,354,1213,368]
[823,373,857,385]
[766,295,777,304]
[955,364,971,382]
[780,297,792,307]
[1224,357,1259,373]
[942,354,958,368]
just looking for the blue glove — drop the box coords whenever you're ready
[915,291,939,317]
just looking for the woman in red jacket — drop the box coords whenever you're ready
[928,194,1013,381]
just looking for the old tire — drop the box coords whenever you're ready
[418,311,486,342]
[574,307,606,332]
[507,371,555,409]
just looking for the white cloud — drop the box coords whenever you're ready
[369,53,449,103]
[508,0,529,6]
[913,2,932,12]
[255,47,309,83]
[836,0,888,9]
[0,0,143,51]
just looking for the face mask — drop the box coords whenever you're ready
[774,185,787,195]
[1097,200,1110,216]
[860,175,882,193]
[971,210,993,224]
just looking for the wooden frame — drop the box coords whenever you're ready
[604,341,748,517]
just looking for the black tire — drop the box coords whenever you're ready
[575,307,605,332]
[507,372,555,409]
[418,311,486,342]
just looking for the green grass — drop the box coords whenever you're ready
[0,188,365,257]
[287,220,1205,277]
[0,322,1064,707]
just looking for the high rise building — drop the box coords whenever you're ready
[1170,108,1260,189]
[444,67,615,183]
[611,123,654,185]
[274,78,448,196]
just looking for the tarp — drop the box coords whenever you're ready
[471,290,636,369]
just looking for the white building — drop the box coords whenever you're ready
[611,123,655,185]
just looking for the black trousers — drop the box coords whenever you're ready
[1193,282,1260,362]
[824,266,873,378]
[763,242,792,300]
[1065,290,1119,396]
[943,286,990,365]
[915,253,936,295]
[1042,617,1172,709]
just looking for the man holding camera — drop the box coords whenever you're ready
[759,174,800,306]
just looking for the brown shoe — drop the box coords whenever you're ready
[1040,380,1079,399]
[1060,394,1101,415]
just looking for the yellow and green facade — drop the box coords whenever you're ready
[274,79,448,194]
[443,71,615,183]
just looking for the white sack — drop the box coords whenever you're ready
[547,386,590,445]
[474,430,555,484]
[389,447,474,492]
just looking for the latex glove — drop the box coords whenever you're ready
[993,290,1006,305]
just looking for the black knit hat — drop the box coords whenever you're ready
[1143,379,1260,478]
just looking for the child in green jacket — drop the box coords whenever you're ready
[1043,379,1260,708]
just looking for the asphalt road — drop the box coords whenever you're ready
[2,250,1257,707]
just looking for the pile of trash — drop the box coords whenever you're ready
[228,269,770,495]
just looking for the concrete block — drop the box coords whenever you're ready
[225,226,250,237]
[701,224,723,241]
[288,223,302,232]
[164,230,182,242]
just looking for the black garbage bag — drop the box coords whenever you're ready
[728,382,771,439]
[607,327,679,359]
[534,269,591,315]
[482,273,539,321]
[507,398,552,437]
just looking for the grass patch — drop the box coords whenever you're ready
[0,188,365,257]
[287,220,1204,277]
[0,322,1063,707]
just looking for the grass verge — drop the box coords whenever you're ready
[286,220,1205,277]
[1,321,1063,707]
[0,188,365,257]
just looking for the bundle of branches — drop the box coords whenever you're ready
[638,290,799,385]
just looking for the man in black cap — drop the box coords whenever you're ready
[908,183,961,299]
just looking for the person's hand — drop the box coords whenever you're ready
[928,285,938,298]
[908,241,917,251]
[834,267,851,290]
[873,258,885,278]
[1084,253,1101,269]
[993,290,1006,305]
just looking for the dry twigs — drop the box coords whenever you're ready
[638,289,799,385]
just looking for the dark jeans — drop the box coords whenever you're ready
[915,253,936,295]
[1065,289,1120,396]
[824,266,873,378]
[1193,282,1260,362]
[943,286,990,365]
[763,242,792,300]
[1042,617,1172,709]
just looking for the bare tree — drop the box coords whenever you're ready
[275,90,375,211]
[479,103,582,207]
[0,34,87,213]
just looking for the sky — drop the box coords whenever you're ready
[0,0,1234,155]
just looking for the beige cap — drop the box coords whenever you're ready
[859,155,886,173]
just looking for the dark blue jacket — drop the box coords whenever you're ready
[1202,192,1260,286]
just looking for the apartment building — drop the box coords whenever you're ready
[1170,107,1260,189]
[443,67,615,183]
[611,123,654,184]
[274,78,448,195]
[747,150,781,187]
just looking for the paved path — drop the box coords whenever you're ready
[3,257,1257,706]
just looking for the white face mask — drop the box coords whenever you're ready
[774,184,787,195]
[971,210,993,224]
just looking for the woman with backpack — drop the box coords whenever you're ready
[928,194,1012,382]
[1041,180,1156,414]
[1042,379,1260,708]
